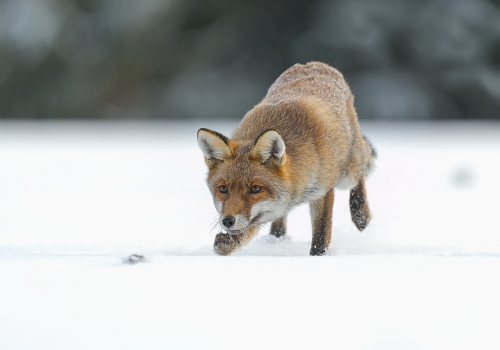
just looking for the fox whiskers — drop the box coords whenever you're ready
[209,215,222,236]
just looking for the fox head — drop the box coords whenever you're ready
[197,128,290,234]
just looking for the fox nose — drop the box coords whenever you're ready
[222,216,235,228]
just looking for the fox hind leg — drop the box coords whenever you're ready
[309,189,334,256]
[270,215,287,238]
[350,174,371,231]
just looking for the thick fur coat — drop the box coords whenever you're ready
[198,62,376,255]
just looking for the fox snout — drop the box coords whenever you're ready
[220,213,250,233]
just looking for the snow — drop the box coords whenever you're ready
[1,120,500,349]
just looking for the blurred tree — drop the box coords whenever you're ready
[0,0,499,119]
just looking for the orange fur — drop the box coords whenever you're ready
[197,62,376,255]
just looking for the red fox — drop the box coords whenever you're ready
[197,62,376,256]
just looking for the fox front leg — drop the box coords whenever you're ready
[309,189,334,256]
[214,226,259,256]
[270,215,287,238]
[350,174,371,231]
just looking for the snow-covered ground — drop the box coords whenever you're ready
[1,120,500,349]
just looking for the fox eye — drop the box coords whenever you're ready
[250,185,262,193]
[219,185,228,193]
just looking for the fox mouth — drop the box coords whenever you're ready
[249,213,263,225]
[222,214,264,235]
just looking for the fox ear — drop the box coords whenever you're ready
[251,129,286,165]
[197,128,232,162]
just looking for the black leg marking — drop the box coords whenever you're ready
[270,216,287,238]
[214,233,241,256]
[350,174,371,231]
[309,189,334,256]
[213,227,260,256]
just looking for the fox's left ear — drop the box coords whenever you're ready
[197,128,232,163]
[250,129,287,165]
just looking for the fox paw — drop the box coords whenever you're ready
[352,210,371,231]
[214,233,241,256]
[310,244,327,256]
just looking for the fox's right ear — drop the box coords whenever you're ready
[197,128,232,164]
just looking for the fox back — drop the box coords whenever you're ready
[198,62,376,255]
